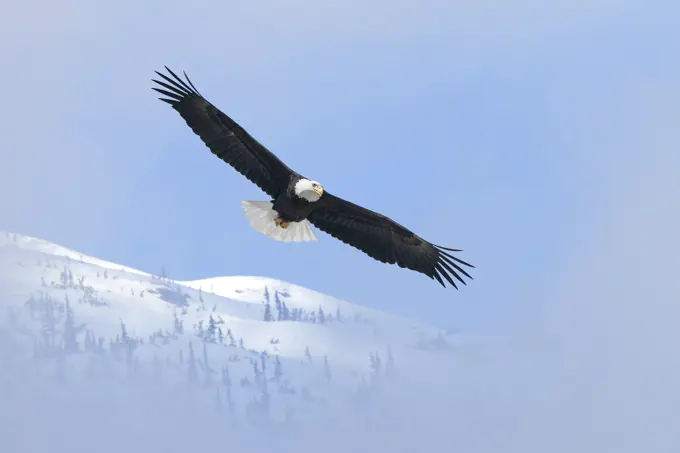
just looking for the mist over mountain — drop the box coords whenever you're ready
[0,231,471,453]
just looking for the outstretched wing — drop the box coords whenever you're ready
[152,67,294,199]
[307,193,474,288]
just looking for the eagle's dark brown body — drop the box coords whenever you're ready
[272,175,317,223]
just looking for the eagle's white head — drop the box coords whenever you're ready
[294,178,324,202]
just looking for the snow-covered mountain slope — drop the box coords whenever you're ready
[0,230,465,427]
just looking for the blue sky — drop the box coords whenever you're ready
[1,0,677,330]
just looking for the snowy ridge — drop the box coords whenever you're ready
[1,231,150,277]
[0,230,465,428]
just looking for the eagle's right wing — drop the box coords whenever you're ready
[308,192,474,288]
[152,67,294,199]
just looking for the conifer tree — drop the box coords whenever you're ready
[369,352,382,379]
[203,342,213,386]
[274,356,283,382]
[386,345,396,379]
[263,301,273,322]
[207,315,217,343]
[260,351,267,375]
[187,341,198,384]
[222,364,232,389]
[275,291,283,320]
[173,310,184,334]
[215,388,223,414]
[62,298,80,354]
[120,320,130,345]
[323,355,331,382]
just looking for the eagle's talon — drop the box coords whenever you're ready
[274,217,289,229]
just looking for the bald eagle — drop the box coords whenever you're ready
[152,67,474,288]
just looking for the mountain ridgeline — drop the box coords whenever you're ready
[0,231,466,452]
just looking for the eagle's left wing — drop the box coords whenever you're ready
[152,67,294,199]
[307,192,474,288]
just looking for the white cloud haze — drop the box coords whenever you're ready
[1,0,679,452]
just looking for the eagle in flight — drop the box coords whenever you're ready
[152,67,474,288]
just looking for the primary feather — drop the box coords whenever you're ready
[308,193,474,288]
[152,66,293,198]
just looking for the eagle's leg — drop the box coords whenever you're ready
[274,217,290,229]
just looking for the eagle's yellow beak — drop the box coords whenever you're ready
[313,186,324,197]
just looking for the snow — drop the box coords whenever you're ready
[0,230,465,432]
[2,229,671,453]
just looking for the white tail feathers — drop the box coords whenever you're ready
[241,201,318,243]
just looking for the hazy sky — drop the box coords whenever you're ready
[2,1,680,451]
[1,0,677,330]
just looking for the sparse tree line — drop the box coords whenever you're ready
[261,286,371,327]
[29,255,379,334]
[1,264,399,427]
